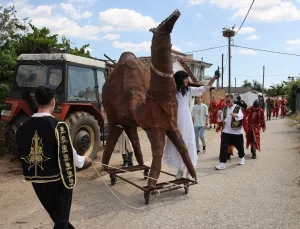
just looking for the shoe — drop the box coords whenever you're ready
[252,152,257,159]
[239,157,245,165]
[203,145,206,154]
[215,163,226,170]
[175,170,183,179]
[186,171,192,180]
[197,150,200,154]
[122,154,128,167]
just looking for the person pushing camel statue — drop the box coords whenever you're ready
[101,9,219,188]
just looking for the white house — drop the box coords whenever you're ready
[225,87,260,107]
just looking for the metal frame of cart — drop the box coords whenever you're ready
[106,165,198,204]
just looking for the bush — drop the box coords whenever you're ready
[286,80,300,113]
[0,83,10,106]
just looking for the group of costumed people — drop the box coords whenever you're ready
[265,95,288,120]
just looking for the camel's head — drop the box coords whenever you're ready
[150,10,181,34]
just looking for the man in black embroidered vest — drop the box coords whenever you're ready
[215,94,245,170]
[16,86,91,229]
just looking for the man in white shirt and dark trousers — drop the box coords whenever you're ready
[16,86,91,228]
[192,96,208,154]
[215,94,245,170]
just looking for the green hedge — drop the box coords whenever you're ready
[286,80,300,113]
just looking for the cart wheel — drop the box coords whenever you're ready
[143,169,149,180]
[184,185,189,195]
[110,174,117,185]
[144,192,150,205]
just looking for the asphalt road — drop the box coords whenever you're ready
[0,118,299,229]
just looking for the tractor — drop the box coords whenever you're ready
[1,53,109,161]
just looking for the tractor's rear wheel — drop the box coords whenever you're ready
[4,113,29,156]
[65,112,101,163]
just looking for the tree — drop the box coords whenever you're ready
[242,80,252,88]
[0,3,91,103]
[252,80,263,92]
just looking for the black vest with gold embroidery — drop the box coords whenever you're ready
[223,105,243,129]
[16,116,76,189]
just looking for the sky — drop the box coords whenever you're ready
[3,0,300,88]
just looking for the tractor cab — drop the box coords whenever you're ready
[1,53,108,160]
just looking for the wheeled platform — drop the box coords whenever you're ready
[105,165,198,204]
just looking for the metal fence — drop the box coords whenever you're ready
[295,93,300,112]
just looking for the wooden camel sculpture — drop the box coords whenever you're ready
[102,10,196,188]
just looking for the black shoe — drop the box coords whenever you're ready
[252,152,257,159]
[128,152,133,166]
[197,150,200,154]
[122,154,128,167]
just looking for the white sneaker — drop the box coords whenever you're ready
[186,171,192,180]
[239,157,245,165]
[175,170,183,179]
[215,163,226,170]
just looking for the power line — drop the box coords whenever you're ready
[235,0,255,36]
[233,45,300,57]
[186,45,228,54]
[230,72,300,77]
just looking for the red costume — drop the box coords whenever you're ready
[209,99,218,125]
[280,98,288,118]
[273,98,280,118]
[246,106,266,151]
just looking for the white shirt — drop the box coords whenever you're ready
[192,103,208,127]
[32,113,85,168]
[219,105,244,135]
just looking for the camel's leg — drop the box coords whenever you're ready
[166,130,196,179]
[123,126,144,165]
[145,127,166,188]
[101,124,123,169]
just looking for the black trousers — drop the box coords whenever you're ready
[220,133,245,163]
[32,180,75,229]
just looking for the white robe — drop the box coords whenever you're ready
[163,85,210,170]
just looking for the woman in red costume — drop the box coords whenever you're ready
[280,96,288,118]
[246,100,266,159]
[209,96,219,128]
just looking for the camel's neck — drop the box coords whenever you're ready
[148,10,180,99]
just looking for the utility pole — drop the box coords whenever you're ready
[221,53,224,89]
[263,65,265,96]
[228,38,231,94]
[235,77,237,94]
[222,28,235,95]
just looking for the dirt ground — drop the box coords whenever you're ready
[0,119,299,229]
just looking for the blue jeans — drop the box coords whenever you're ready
[194,126,206,151]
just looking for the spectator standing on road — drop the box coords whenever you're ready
[192,96,208,154]
[215,94,245,170]
[266,95,274,121]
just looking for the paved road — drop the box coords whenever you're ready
[0,118,300,229]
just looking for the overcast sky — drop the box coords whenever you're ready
[4,0,300,87]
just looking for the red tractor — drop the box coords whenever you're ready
[1,53,108,161]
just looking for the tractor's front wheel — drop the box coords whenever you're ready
[4,113,29,156]
[65,112,101,164]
